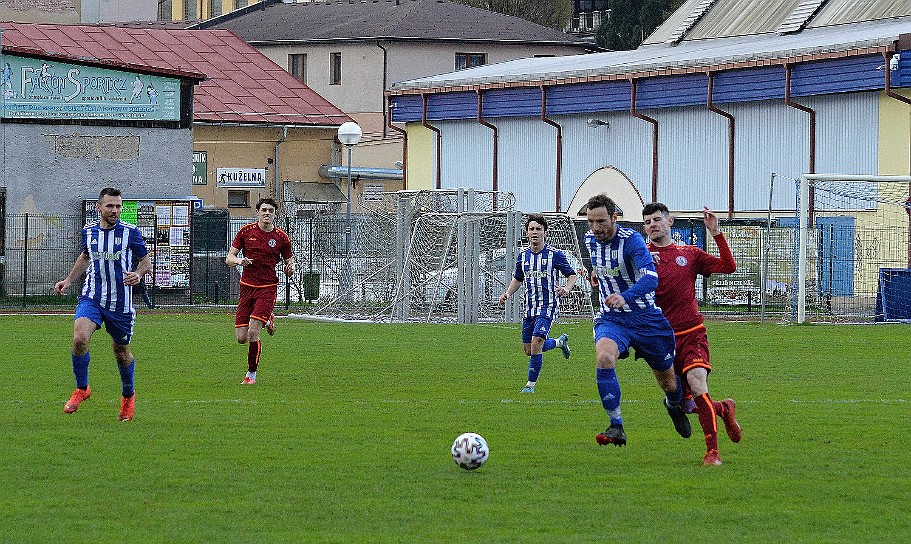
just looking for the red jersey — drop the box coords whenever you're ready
[647,233,736,333]
[231,222,293,288]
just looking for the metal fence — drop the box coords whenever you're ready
[0,211,352,310]
[8,204,901,323]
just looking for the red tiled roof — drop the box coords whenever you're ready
[0,22,349,126]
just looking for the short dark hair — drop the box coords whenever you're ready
[642,202,669,217]
[586,194,617,215]
[526,213,548,231]
[256,197,279,212]
[98,187,121,201]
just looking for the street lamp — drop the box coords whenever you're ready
[337,121,361,297]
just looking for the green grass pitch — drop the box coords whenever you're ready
[1,314,908,543]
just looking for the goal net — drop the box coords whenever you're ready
[791,174,911,323]
[307,188,592,323]
[392,210,592,323]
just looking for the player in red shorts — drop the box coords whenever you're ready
[643,203,742,466]
[226,198,295,384]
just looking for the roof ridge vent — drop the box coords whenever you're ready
[777,0,828,34]
[665,0,717,44]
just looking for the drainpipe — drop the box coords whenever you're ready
[630,79,659,203]
[540,85,563,212]
[883,49,911,267]
[387,97,408,190]
[376,41,389,139]
[476,90,498,193]
[707,72,736,218]
[785,64,816,219]
[273,125,288,200]
[785,64,816,174]
[421,93,442,189]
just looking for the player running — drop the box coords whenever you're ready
[55,187,151,421]
[643,203,742,466]
[226,198,295,385]
[499,214,577,393]
[585,194,690,447]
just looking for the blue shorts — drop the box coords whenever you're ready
[75,297,134,345]
[522,316,553,343]
[593,311,675,371]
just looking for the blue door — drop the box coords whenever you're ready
[778,215,855,297]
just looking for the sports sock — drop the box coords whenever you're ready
[542,338,556,351]
[596,367,622,425]
[72,352,90,389]
[695,393,719,454]
[527,354,543,382]
[665,374,683,406]
[119,359,135,398]
[247,340,261,373]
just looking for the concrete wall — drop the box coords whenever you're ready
[0,0,80,23]
[1,122,193,215]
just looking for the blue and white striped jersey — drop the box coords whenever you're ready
[513,245,577,319]
[80,220,148,315]
[584,226,660,315]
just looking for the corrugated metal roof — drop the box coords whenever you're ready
[646,0,911,44]
[777,0,828,34]
[646,0,710,44]
[193,0,593,49]
[661,0,719,44]
[684,0,803,40]
[808,0,911,27]
[0,21,350,126]
[391,16,908,92]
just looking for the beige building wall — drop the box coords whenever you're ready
[254,40,586,171]
[403,123,436,191]
[879,89,911,176]
[192,124,338,216]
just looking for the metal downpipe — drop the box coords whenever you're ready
[540,85,563,212]
[387,96,408,190]
[476,90,498,194]
[707,72,735,218]
[421,93,442,189]
[630,79,659,203]
[785,64,816,219]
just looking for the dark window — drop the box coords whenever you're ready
[227,190,250,208]
[289,54,307,83]
[330,52,342,85]
[455,53,487,71]
[158,0,172,20]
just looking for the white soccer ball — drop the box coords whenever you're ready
[451,432,489,470]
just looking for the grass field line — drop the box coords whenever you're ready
[6,397,907,407]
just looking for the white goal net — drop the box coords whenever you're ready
[791,174,911,323]
[307,188,592,323]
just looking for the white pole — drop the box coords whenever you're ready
[797,174,809,323]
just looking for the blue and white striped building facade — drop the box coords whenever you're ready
[387,11,911,217]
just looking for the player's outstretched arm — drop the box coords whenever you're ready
[54,252,90,294]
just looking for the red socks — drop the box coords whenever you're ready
[247,340,261,373]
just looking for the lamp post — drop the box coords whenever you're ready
[337,121,362,297]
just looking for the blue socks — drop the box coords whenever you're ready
[596,367,623,425]
[72,352,90,389]
[665,374,683,406]
[527,354,543,382]
[119,359,136,398]
[542,338,556,352]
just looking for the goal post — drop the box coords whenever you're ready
[795,173,911,323]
